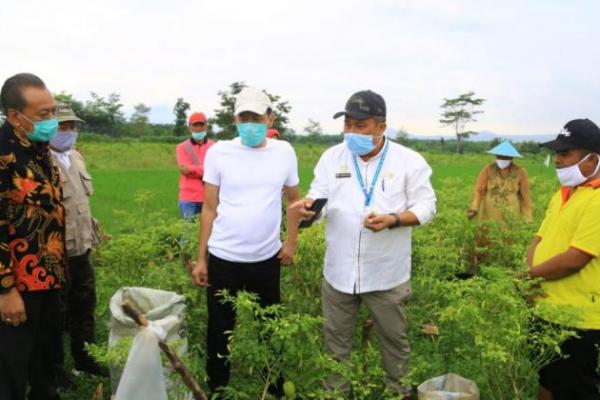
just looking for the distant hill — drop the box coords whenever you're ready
[385,128,555,143]
[464,131,556,143]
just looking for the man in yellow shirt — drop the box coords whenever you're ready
[526,118,600,400]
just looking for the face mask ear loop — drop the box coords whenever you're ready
[577,153,599,177]
[17,112,34,135]
[590,154,600,178]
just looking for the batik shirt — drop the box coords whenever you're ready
[0,122,65,293]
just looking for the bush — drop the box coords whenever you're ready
[83,174,572,399]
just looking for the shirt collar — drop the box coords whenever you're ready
[585,177,600,189]
[51,149,71,167]
[51,149,71,157]
[561,176,600,205]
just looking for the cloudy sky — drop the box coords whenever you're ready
[2,0,599,135]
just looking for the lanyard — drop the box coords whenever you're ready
[352,140,389,207]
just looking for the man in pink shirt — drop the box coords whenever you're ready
[267,128,281,139]
[176,112,214,219]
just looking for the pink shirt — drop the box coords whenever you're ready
[176,138,214,202]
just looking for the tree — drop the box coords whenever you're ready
[211,82,292,139]
[54,92,84,117]
[131,103,151,124]
[395,128,409,145]
[439,91,485,154]
[518,140,543,154]
[173,98,190,136]
[488,137,502,149]
[77,92,125,136]
[303,119,324,137]
[105,93,125,126]
[130,103,151,137]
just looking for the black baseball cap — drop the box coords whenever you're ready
[542,119,600,153]
[333,90,386,120]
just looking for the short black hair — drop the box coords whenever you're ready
[1,73,46,113]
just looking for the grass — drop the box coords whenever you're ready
[79,140,557,233]
[59,140,560,399]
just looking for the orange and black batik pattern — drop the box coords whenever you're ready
[0,122,65,293]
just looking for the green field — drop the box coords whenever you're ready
[59,140,564,399]
[80,141,557,233]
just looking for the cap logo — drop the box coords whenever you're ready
[349,97,371,112]
[559,128,572,137]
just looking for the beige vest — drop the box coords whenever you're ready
[52,150,96,257]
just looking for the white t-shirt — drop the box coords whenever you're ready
[203,138,299,263]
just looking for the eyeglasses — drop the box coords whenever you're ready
[191,122,206,127]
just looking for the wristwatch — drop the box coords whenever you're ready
[388,213,401,229]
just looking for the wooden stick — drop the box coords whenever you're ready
[91,383,103,400]
[121,299,208,400]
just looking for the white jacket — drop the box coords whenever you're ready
[307,139,436,294]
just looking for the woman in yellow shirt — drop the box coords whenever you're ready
[467,141,533,224]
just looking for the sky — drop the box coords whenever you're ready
[2,0,599,136]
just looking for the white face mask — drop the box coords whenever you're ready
[496,159,512,169]
[556,153,600,187]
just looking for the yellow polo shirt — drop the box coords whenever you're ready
[533,182,600,329]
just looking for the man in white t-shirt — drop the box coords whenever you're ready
[191,87,300,396]
[292,90,436,398]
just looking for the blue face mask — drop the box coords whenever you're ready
[192,131,207,141]
[50,130,78,152]
[20,113,59,143]
[344,133,376,156]
[237,123,268,147]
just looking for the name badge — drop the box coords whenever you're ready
[336,172,351,179]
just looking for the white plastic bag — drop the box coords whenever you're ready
[417,373,480,400]
[109,287,190,399]
[115,319,176,400]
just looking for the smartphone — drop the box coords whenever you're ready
[299,198,328,229]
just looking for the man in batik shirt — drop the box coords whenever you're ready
[0,73,65,400]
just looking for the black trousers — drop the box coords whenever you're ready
[59,251,98,369]
[0,290,61,400]
[206,252,281,392]
[539,326,600,400]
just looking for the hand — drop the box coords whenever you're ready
[466,209,478,220]
[513,270,544,306]
[513,270,531,282]
[364,213,395,232]
[0,288,26,327]
[289,198,317,222]
[179,165,192,176]
[526,255,534,268]
[191,259,209,287]
[277,241,296,266]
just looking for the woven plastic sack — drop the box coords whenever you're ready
[417,373,480,400]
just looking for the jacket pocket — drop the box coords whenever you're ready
[79,171,94,196]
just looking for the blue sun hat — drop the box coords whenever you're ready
[487,141,523,158]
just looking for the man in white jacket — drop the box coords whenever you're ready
[292,90,436,397]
